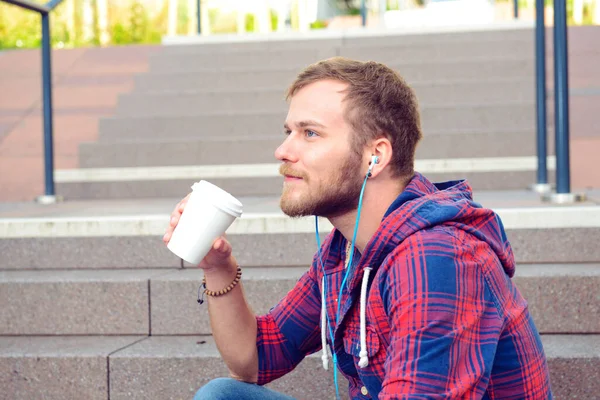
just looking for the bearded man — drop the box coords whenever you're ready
[163,58,552,400]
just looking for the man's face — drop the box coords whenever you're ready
[275,80,365,218]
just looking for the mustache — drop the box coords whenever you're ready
[279,164,307,179]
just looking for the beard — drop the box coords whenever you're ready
[279,152,364,218]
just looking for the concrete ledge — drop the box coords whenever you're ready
[98,104,535,141]
[3,204,599,239]
[1,264,597,336]
[0,270,172,335]
[0,336,144,400]
[2,227,599,270]
[513,264,600,333]
[53,172,548,199]
[543,335,600,399]
[152,265,600,335]
[58,157,556,182]
[150,267,306,335]
[109,335,349,400]
[58,171,549,199]
[146,56,535,79]
[84,130,550,169]
[0,236,181,269]
[118,80,534,116]
[1,334,595,400]
[161,21,534,45]
[110,334,596,400]
[149,42,533,72]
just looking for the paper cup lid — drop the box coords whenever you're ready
[191,180,243,218]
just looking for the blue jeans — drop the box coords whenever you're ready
[194,377,296,400]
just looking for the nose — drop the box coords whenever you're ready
[275,134,299,163]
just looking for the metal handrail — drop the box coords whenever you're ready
[534,0,580,202]
[553,0,571,195]
[534,0,549,192]
[1,0,64,203]
[196,0,202,34]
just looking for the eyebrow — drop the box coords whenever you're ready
[284,120,327,130]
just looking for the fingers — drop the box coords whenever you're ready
[213,237,231,254]
[199,236,233,268]
[163,193,191,244]
[179,193,191,212]
[162,211,180,244]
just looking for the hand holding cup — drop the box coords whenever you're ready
[163,181,243,269]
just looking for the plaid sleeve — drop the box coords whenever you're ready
[379,228,503,398]
[255,267,323,385]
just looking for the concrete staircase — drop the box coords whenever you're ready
[2,25,600,400]
[55,26,568,200]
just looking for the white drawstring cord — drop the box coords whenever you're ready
[321,276,329,370]
[358,267,372,368]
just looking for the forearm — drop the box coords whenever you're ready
[204,261,258,383]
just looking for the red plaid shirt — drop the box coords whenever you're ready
[256,173,552,399]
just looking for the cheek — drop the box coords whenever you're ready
[309,143,346,170]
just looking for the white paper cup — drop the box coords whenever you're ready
[167,180,243,265]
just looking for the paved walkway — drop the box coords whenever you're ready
[1,190,598,221]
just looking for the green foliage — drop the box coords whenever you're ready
[270,8,278,31]
[1,0,596,50]
[108,0,162,45]
[0,3,42,49]
[310,19,329,29]
[245,13,256,32]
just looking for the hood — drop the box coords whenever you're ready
[342,172,515,291]
[316,172,516,374]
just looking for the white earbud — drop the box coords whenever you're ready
[367,155,379,177]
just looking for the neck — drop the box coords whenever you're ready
[328,179,406,253]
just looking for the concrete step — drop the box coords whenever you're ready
[148,48,336,72]
[114,94,537,120]
[119,80,534,116]
[54,154,556,198]
[82,129,554,169]
[1,334,598,399]
[145,56,535,79]
[162,38,345,54]
[1,203,599,270]
[103,103,535,136]
[161,25,596,54]
[0,269,167,335]
[52,172,540,199]
[337,39,534,63]
[153,264,600,335]
[149,40,533,72]
[1,264,598,336]
[160,28,537,55]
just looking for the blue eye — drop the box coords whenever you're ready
[306,130,318,138]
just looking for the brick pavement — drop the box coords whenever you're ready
[0,45,160,202]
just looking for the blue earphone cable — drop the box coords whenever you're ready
[315,171,370,400]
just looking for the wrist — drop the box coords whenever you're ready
[201,258,239,290]
[202,256,237,277]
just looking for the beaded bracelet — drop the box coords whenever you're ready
[197,266,242,305]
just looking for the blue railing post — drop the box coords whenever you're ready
[534,0,549,192]
[514,0,519,18]
[41,11,56,198]
[1,0,64,203]
[196,0,201,34]
[553,0,570,194]
[361,0,367,26]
